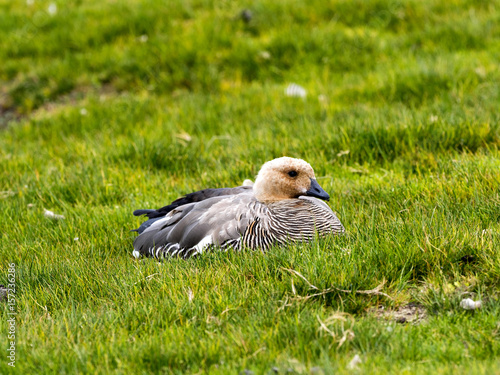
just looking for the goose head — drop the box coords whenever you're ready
[253,157,330,203]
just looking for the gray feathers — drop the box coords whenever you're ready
[133,186,252,219]
[133,187,344,259]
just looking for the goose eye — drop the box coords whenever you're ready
[288,171,298,177]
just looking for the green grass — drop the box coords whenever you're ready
[1,0,500,373]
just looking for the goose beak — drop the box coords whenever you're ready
[306,179,330,201]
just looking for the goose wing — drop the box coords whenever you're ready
[133,193,262,258]
[133,186,253,219]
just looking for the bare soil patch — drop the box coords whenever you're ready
[370,302,427,324]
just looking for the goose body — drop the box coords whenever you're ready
[132,157,345,259]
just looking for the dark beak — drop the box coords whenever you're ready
[306,179,330,201]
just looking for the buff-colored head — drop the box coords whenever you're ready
[253,157,329,203]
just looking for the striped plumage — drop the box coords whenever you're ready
[241,198,344,250]
[132,157,345,259]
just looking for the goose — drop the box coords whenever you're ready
[132,157,345,259]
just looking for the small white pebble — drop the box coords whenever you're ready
[347,354,362,370]
[47,3,57,15]
[44,209,65,220]
[460,298,482,310]
[139,35,148,43]
[80,108,88,116]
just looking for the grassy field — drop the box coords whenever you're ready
[1,0,500,373]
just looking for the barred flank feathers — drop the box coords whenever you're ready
[242,202,344,251]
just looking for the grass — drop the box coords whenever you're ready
[1,0,500,373]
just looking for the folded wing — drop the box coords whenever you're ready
[133,189,258,258]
